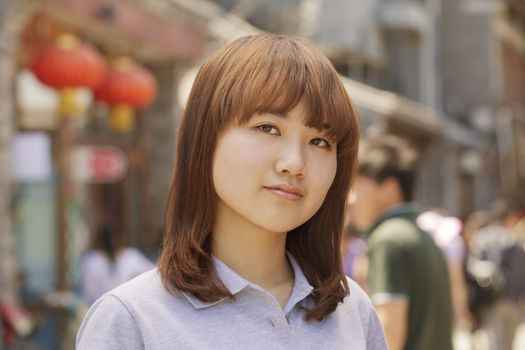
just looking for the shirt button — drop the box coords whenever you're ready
[267,317,276,327]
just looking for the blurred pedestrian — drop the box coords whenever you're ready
[511,210,525,242]
[463,210,489,249]
[418,209,474,347]
[468,197,524,350]
[80,225,154,304]
[349,135,453,350]
[76,34,387,349]
[417,210,472,325]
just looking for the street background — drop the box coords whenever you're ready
[0,0,524,349]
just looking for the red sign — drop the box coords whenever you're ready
[71,145,128,183]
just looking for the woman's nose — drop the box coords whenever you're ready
[275,142,306,178]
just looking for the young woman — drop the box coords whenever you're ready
[76,33,387,350]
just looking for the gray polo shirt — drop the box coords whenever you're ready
[77,255,386,349]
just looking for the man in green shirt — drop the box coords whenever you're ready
[349,135,453,350]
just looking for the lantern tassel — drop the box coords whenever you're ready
[109,105,135,133]
[58,88,79,117]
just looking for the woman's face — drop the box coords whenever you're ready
[212,101,337,234]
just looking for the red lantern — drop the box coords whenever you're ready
[95,57,157,132]
[32,34,107,117]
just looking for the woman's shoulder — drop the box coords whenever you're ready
[77,268,191,348]
[342,277,374,310]
[336,277,386,348]
[336,277,380,327]
[86,268,183,316]
[105,268,172,304]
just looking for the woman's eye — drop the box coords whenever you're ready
[310,138,331,148]
[257,124,280,135]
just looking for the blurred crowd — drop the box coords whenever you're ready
[343,197,525,349]
[341,134,525,350]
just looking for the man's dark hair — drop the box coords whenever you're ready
[358,134,419,201]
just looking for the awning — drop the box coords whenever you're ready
[40,0,209,62]
[342,77,442,134]
[342,77,489,149]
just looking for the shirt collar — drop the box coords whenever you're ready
[283,253,314,314]
[183,252,314,311]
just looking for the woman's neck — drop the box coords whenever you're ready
[212,206,294,296]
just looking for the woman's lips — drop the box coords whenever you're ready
[264,186,303,201]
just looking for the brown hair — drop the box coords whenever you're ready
[158,34,360,321]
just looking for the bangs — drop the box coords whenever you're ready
[208,35,357,150]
